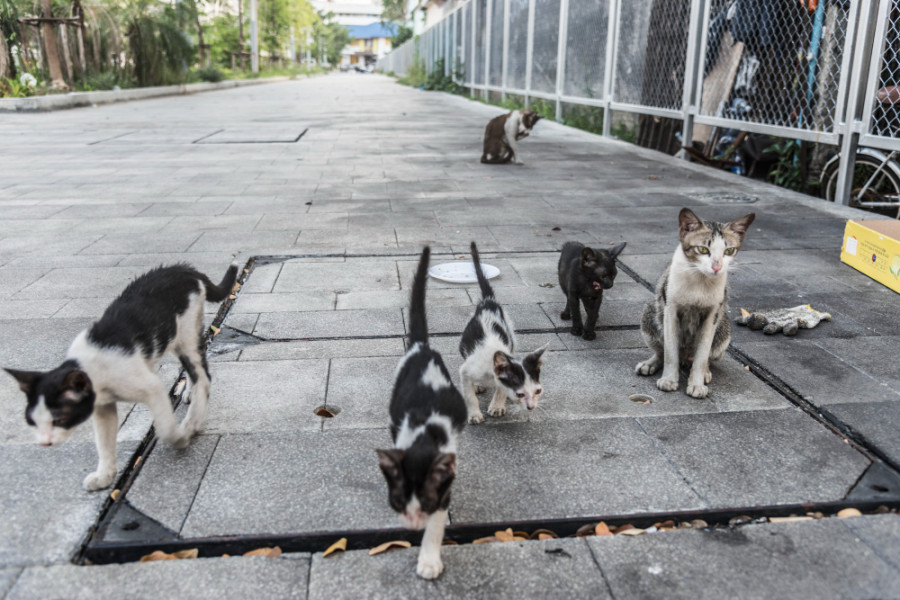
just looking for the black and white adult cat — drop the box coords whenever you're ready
[4,263,237,491]
[377,246,467,580]
[459,242,547,424]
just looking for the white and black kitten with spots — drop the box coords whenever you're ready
[5,263,237,491]
[635,208,754,398]
[459,242,547,424]
[377,246,467,580]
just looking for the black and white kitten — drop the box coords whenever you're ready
[635,208,755,398]
[377,246,467,580]
[558,241,626,340]
[459,242,547,424]
[481,109,541,165]
[4,263,237,491]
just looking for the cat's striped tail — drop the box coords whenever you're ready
[203,264,239,303]
[470,241,494,300]
[408,246,431,346]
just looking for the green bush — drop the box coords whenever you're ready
[195,65,224,82]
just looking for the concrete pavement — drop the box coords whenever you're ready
[1,73,899,598]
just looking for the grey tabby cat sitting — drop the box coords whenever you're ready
[635,208,755,398]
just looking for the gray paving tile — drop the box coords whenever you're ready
[239,338,405,361]
[12,267,146,300]
[404,304,554,336]
[587,518,900,600]
[7,555,310,600]
[0,569,21,597]
[841,513,900,573]
[204,359,328,435]
[0,441,138,568]
[826,402,900,467]
[254,308,404,339]
[453,420,705,524]
[335,288,471,310]
[309,538,609,600]
[181,428,397,537]
[273,261,400,292]
[637,410,871,507]
[231,291,336,313]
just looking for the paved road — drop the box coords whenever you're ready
[1,73,898,599]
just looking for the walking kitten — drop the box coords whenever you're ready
[558,241,627,340]
[5,263,237,491]
[459,242,547,424]
[481,109,541,165]
[377,247,467,580]
[635,208,755,398]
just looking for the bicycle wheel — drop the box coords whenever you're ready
[822,153,900,218]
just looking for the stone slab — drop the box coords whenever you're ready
[587,518,900,600]
[841,513,900,573]
[826,402,900,467]
[452,420,705,524]
[0,569,21,597]
[7,555,309,600]
[308,538,609,600]
[637,410,871,507]
[180,428,398,537]
[273,261,400,293]
[253,308,404,339]
[238,338,405,361]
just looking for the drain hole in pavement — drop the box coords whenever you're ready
[121,521,140,531]
[315,405,340,418]
[870,484,889,493]
[628,394,653,404]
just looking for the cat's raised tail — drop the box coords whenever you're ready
[201,264,239,303]
[469,242,494,300]
[409,247,431,346]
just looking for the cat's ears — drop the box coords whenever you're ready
[726,213,756,239]
[524,343,549,376]
[609,241,627,258]
[63,370,92,395]
[430,453,457,481]
[581,247,597,263]
[4,368,41,393]
[376,449,405,479]
[493,351,513,376]
[678,208,705,239]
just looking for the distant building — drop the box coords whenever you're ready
[309,0,382,26]
[342,22,397,67]
[406,0,463,33]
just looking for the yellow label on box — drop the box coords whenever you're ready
[841,219,900,294]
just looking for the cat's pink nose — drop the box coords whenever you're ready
[712,263,722,273]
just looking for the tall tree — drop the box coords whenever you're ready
[40,0,67,89]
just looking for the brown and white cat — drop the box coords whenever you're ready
[635,208,755,398]
[481,110,541,165]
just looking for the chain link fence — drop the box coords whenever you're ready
[378,0,900,206]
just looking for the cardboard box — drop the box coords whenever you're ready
[841,219,900,294]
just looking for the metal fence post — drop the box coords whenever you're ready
[601,0,618,137]
[679,0,706,159]
[524,0,536,108]
[485,0,493,100]
[555,0,570,121]
[471,0,477,95]
[836,0,878,206]
[501,0,511,102]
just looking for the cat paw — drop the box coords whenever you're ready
[83,468,116,491]
[656,377,679,392]
[416,556,444,580]
[635,360,659,376]
[560,310,571,320]
[570,326,584,337]
[168,428,191,450]
[468,411,485,425]
[487,404,507,417]
[703,369,712,384]
[581,330,596,341]
[686,382,709,399]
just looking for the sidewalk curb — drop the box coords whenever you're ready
[0,76,294,113]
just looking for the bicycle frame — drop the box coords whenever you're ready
[854,150,900,208]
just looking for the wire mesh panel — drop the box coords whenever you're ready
[507,0,530,89]
[564,0,608,99]
[490,0,506,86]
[474,0,487,85]
[612,0,688,110]
[531,0,561,94]
[462,3,473,84]
[699,0,850,132]
[868,1,900,139]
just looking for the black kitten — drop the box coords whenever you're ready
[376,246,467,580]
[558,241,626,340]
[4,263,237,491]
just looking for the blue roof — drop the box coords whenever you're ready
[347,22,397,40]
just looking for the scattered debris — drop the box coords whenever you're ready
[530,529,559,540]
[209,326,221,337]
[369,540,411,555]
[244,547,282,558]
[837,508,862,518]
[140,548,199,562]
[594,522,612,536]
[552,226,561,231]
[538,283,555,288]
[315,407,336,418]
[545,548,571,558]
[110,489,120,501]
[628,394,653,404]
[323,538,347,557]
[769,516,813,523]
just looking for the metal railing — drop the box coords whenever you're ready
[377,0,900,208]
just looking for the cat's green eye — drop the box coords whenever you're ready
[724,248,736,256]
[696,247,709,255]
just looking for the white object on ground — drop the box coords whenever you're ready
[428,262,500,283]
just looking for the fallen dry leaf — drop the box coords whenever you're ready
[648,175,659,180]
[594,522,612,536]
[323,538,347,557]
[495,528,516,542]
[209,326,221,336]
[368,540,411,555]
[472,536,498,545]
[442,540,458,546]
[628,394,652,404]
[110,489,120,501]
[611,523,636,534]
[315,407,336,418]
[552,226,561,231]
[530,529,558,540]
[654,520,676,530]
[140,548,199,562]
[575,523,596,537]
[618,527,645,536]
[837,508,862,518]
[243,547,282,558]
[538,533,553,540]
[769,516,812,523]
[740,308,751,318]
